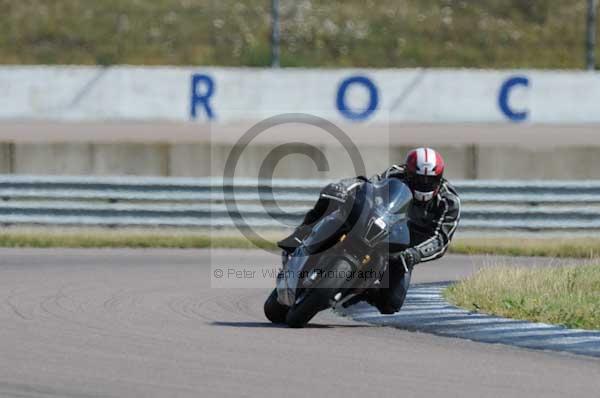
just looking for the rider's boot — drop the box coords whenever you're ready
[342,289,380,309]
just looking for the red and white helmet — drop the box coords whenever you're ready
[405,147,445,203]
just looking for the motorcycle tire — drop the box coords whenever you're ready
[264,288,289,324]
[285,287,332,328]
[285,257,352,328]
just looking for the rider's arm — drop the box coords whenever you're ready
[369,165,405,182]
[412,183,461,263]
[302,177,365,225]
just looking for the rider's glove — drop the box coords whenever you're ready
[395,247,421,271]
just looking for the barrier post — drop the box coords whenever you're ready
[586,0,598,70]
[271,0,281,68]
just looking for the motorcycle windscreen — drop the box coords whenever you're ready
[387,219,411,252]
[301,212,345,255]
[367,179,413,249]
[372,178,412,216]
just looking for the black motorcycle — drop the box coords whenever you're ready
[264,178,413,328]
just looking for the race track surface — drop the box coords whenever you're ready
[0,249,598,397]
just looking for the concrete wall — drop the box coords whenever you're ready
[2,66,597,179]
[475,146,600,180]
[1,142,597,180]
[2,66,600,125]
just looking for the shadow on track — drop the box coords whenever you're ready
[211,321,371,329]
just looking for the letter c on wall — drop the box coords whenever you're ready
[336,76,379,121]
[498,76,530,122]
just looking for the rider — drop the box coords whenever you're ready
[277,147,461,314]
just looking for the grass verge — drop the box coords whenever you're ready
[0,228,278,251]
[0,229,598,260]
[444,263,600,330]
[450,237,600,259]
[0,0,594,68]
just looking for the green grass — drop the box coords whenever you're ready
[0,0,597,68]
[0,230,598,261]
[444,263,600,330]
[0,229,278,250]
[450,237,600,259]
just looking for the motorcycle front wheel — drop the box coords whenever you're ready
[285,288,332,328]
[264,288,289,324]
[285,258,353,328]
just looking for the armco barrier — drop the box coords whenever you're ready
[0,175,598,231]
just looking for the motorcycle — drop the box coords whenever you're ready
[264,178,413,328]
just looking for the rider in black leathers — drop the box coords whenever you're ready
[277,148,461,314]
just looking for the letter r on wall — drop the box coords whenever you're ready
[191,74,216,120]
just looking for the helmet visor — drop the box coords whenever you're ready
[413,174,441,193]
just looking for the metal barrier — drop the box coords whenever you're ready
[0,175,598,231]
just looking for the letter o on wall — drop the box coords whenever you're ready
[498,76,530,122]
[336,76,379,121]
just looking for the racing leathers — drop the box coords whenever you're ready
[277,165,461,314]
[372,165,461,265]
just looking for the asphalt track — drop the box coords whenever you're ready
[0,249,599,398]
